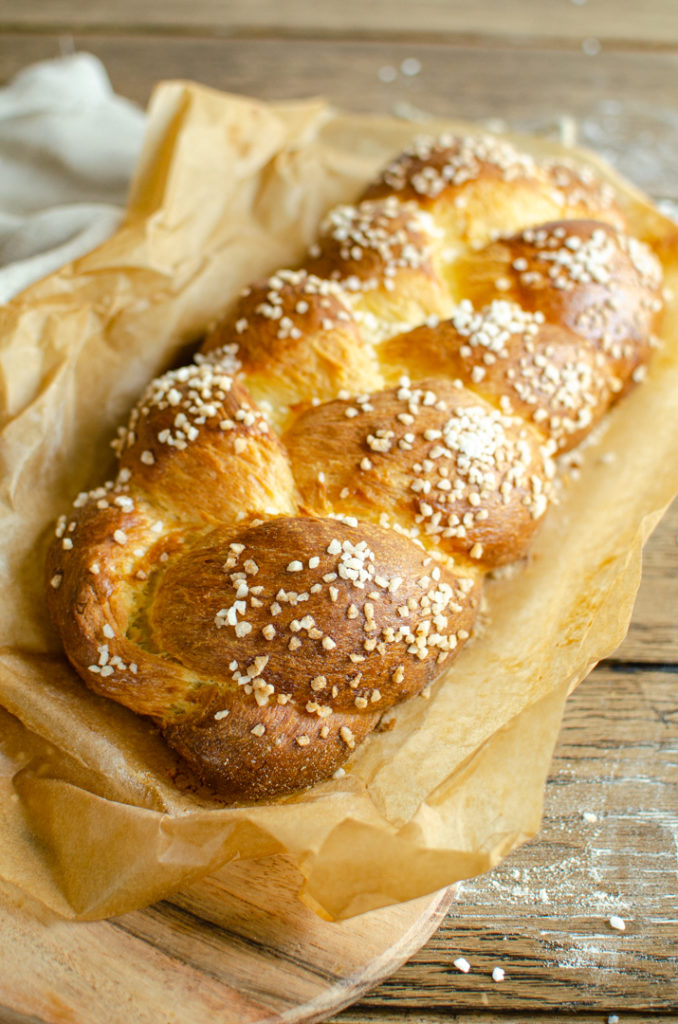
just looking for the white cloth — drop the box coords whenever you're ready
[0,53,146,303]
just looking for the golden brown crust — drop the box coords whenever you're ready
[155,515,480,800]
[304,197,455,342]
[455,219,663,393]
[285,379,551,570]
[163,695,379,803]
[115,362,298,525]
[541,158,626,227]
[151,516,479,710]
[45,485,202,719]
[362,135,626,255]
[45,130,663,803]
[380,303,613,453]
[47,500,480,800]
[201,269,383,429]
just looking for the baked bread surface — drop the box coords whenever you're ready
[46,132,663,802]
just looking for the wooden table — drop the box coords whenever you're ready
[1,3,677,1022]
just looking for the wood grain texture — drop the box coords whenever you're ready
[0,862,452,1024]
[617,498,678,662]
[1,10,678,1022]
[333,1015,678,1024]
[1,661,675,1024]
[2,35,677,202]
[332,665,678,1020]
[2,0,678,47]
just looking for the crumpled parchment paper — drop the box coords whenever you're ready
[1,81,677,921]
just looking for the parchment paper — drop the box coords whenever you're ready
[1,82,677,922]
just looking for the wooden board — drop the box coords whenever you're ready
[359,666,678,1017]
[0,859,452,1024]
[332,511,678,1021]
[2,10,678,1022]
[2,653,676,1024]
[2,0,678,46]
[617,498,678,661]
[3,506,677,1024]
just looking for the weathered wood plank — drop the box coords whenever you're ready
[3,0,678,47]
[616,498,678,662]
[1,664,674,1023]
[1,35,677,201]
[0,23,676,1024]
[332,1014,678,1023]
[334,666,678,1019]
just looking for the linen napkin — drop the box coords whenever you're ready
[0,52,145,303]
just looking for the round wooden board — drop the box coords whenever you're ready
[0,854,453,1024]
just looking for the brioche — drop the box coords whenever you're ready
[46,132,663,803]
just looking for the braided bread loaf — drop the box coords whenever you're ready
[46,132,664,803]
